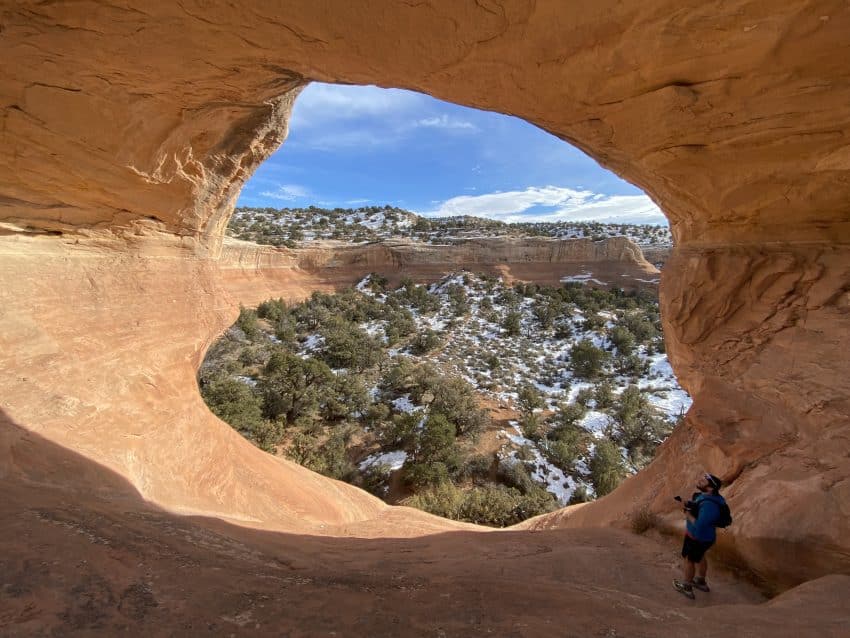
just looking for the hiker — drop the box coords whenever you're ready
[673,472,727,599]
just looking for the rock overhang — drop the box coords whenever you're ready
[1,0,849,592]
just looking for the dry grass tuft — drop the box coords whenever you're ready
[629,505,660,534]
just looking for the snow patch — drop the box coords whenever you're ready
[392,394,422,414]
[359,450,408,471]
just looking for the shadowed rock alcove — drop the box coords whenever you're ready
[2,2,849,633]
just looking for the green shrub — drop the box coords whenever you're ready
[384,309,415,344]
[319,318,383,371]
[236,305,260,340]
[533,299,558,329]
[362,402,390,429]
[569,484,590,505]
[404,461,452,488]
[402,482,463,519]
[610,325,636,356]
[511,484,559,521]
[554,322,573,339]
[201,376,263,434]
[403,413,460,487]
[456,454,494,484]
[257,298,287,323]
[520,411,543,441]
[251,419,286,453]
[542,438,578,474]
[405,482,557,528]
[569,339,609,380]
[593,381,615,409]
[620,312,658,344]
[581,312,606,331]
[552,401,586,428]
[287,429,354,481]
[260,350,333,422]
[516,383,544,415]
[367,273,389,293]
[502,310,522,336]
[575,387,594,408]
[375,412,419,449]
[613,386,671,467]
[590,438,626,497]
[497,460,535,494]
[410,328,442,355]
[428,376,489,436]
[446,283,470,316]
[457,485,522,526]
[380,357,417,394]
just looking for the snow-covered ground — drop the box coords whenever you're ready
[228,206,418,243]
[504,420,576,504]
[280,272,691,505]
[228,206,673,248]
[561,272,608,286]
[359,450,408,471]
[392,395,422,414]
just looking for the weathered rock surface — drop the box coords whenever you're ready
[640,245,673,268]
[220,235,660,297]
[1,1,849,633]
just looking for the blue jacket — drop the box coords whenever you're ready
[686,493,726,543]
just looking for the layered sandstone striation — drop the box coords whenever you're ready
[1,1,850,631]
[219,235,660,300]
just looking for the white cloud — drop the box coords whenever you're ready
[423,186,666,225]
[290,83,422,128]
[289,83,477,151]
[259,184,311,201]
[550,194,664,224]
[292,128,398,152]
[413,115,477,131]
[426,186,592,217]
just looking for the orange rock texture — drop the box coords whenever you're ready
[1,1,849,633]
[220,235,660,300]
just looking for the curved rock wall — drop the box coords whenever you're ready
[1,1,849,587]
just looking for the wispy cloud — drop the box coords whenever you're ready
[290,83,422,128]
[259,184,311,201]
[291,128,399,152]
[423,186,666,225]
[413,115,477,131]
[289,83,479,151]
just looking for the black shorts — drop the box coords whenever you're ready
[681,535,714,563]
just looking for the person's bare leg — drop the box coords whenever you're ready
[683,558,695,583]
[697,557,707,580]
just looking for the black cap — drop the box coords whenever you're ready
[705,473,722,491]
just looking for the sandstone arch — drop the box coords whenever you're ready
[2,0,849,609]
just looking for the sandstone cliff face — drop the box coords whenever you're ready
[219,235,659,299]
[639,245,672,268]
[1,0,849,605]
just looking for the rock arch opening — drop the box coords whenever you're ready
[1,4,848,620]
[207,82,687,527]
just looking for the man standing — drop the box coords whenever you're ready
[673,472,726,599]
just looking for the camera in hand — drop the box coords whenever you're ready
[673,495,700,515]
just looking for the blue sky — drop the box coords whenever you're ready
[237,83,666,225]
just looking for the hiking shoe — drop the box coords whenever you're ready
[693,577,710,592]
[673,579,695,599]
